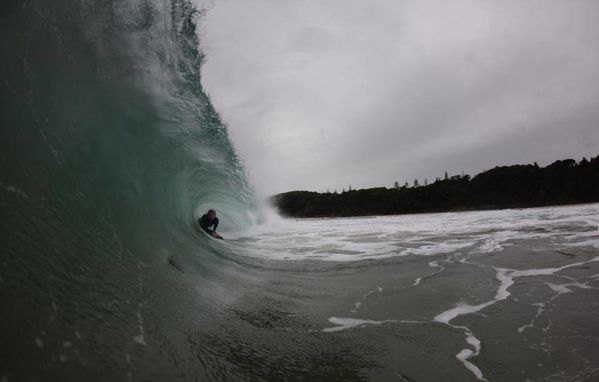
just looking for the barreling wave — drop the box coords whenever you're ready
[1,0,254,255]
[0,0,263,379]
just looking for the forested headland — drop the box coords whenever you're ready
[270,155,599,218]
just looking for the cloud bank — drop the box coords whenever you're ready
[196,0,599,195]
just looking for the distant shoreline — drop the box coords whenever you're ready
[284,201,599,220]
[270,156,599,218]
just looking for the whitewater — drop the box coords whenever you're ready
[1,0,599,381]
[227,204,599,381]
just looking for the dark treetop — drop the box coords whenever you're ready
[270,155,599,218]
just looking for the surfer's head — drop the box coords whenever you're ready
[207,209,216,219]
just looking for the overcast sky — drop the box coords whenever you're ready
[195,0,599,196]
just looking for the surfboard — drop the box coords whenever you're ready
[196,221,224,240]
[210,232,224,240]
[200,227,224,240]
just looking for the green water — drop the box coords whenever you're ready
[2,1,599,381]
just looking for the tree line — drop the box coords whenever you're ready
[270,155,599,217]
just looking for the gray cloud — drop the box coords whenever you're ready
[195,0,599,195]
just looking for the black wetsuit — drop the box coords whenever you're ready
[198,214,219,234]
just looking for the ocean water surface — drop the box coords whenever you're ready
[229,204,599,381]
[2,0,599,380]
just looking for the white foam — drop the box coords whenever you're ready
[125,353,133,382]
[562,239,599,248]
[406,241,476,257]
[323,317,396,332]
[0,182,28,199]
[350,287,383,313]
[434,266,513,323]
[235,203,599,262]
[133,310,146,346]
[133,335,146,345]
[456,349,486,381]
[350,302,361,313]
[233,205,599,377]
[546,282,572,294]
[435,302,491,324]
[435,254,599,381]
[517,303,545,333]
[471,239,502,254]
[509,255,599,279]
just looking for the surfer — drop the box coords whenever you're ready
[198,209,223,239]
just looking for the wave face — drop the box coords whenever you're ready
[0,0,254,238]
[0,0,262,379]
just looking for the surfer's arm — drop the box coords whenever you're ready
[198,215,210,232]
[213,218,219,231]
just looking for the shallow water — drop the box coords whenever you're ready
[224,203,599,381]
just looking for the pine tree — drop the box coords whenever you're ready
[394,181,400,189]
